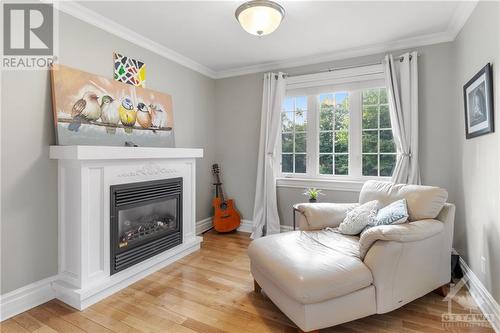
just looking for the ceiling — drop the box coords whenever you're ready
[69,1,477,78]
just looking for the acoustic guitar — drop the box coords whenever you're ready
[212,164,241,233]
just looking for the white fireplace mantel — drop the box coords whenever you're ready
[49,145,203,310]
[49,145,203,160]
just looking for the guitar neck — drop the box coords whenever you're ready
[214,173,226,203]
[219,185,226,203]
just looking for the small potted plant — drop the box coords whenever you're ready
[304,188,323,203]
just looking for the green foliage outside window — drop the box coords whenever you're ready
[319,93,349,175]
[361,88,396,177]
[281,97,307,174]
[281,88,396,178]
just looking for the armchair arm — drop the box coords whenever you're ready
[294,202,358,231]
[359,219,444,259]
[361,219,449,313]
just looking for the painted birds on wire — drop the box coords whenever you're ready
[100,95,120,134]
[150,104,166,129]
[68,92,101,132]
[136,102,152,129]
[119,97,137,133]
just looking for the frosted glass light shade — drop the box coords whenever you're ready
[235,0,285,36]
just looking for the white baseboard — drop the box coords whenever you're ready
[0,219,292,322]
[280,225,294,232]
[196,217,254,234]
[236,220,294,234]
[459,257,500,332]
[0,237,203,321]
[237,219,253,233]
[0,275,58,321]
[196,217,213,235]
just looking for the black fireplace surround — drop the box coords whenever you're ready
[110,178,183,275]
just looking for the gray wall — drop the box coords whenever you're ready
[215,42,456,227]
[1,12,217,294]
[3,1,499,306]
[214,73,263,220]
[452,1,500,303]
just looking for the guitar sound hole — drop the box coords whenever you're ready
[220,202,228,210]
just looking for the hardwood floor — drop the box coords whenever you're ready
[1,230,494,333]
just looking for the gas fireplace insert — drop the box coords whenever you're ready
[110,178,182,274]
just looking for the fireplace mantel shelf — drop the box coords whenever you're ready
[50,145,203,160]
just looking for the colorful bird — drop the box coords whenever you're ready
[100,95,120,134]
[150,104,166,129]
[68,91,101,131]
[136,102,152,129]
[119,97,136,133]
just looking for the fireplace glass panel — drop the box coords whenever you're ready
[110,177,182,275]
[117,198,178,249]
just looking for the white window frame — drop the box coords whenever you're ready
[277,64,395,189]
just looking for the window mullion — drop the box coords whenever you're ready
[307,95,317,177]
[349,91,362,178]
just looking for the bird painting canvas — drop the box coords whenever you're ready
[50,64,174,147]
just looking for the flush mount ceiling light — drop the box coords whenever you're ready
[235,0,285,36]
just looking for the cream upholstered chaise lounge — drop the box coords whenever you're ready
[248,180,455,333]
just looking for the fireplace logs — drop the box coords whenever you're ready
[119,216,175,248]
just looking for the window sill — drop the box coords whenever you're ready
[276,177,366,192]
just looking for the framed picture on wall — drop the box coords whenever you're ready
[463,63,494,139]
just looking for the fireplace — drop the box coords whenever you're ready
[110,177,183,274]
[51,145,202,310]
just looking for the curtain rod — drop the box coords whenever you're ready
[284,53,419,78]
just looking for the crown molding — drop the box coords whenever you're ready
[214,1,478,79]
[54,1,217,79]
[53,1,477,80]
[447,0,479,39]
[214,30,453,79]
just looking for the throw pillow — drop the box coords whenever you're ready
[375,199,409,226]
[338,200,379,235]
